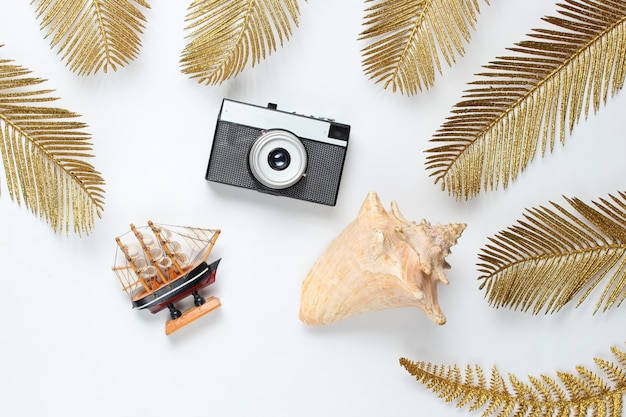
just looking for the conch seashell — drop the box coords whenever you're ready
[299,192,466,326]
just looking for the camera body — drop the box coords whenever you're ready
[206,99,351,206]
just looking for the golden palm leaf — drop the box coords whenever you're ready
[359,0,490,95]
[478,192,626,315]
[400,345,626,417]
[425,0,626,200]
[0,47,105,234]
[180,0,303,85]
[33,0,150,75]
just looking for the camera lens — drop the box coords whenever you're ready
[268,148,291,171]
[249,130,307,189]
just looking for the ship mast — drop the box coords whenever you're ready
[148,221,184,274]
[130,223,169,285]
[202,230,221,262]
[114,237,151,293]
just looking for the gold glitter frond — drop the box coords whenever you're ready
[478,192,626,315]
[180,0,303,85]
[33,0,150,75]
[360,0,489,95]
[0,49,105,234]
[425,0,626,200]
[400,345,626,417]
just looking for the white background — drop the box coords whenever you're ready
[0,1,625,416]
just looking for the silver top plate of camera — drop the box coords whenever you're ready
[219,100,348,147]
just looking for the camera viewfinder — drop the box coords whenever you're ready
[328,123,350,141]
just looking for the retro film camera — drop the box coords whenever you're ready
[205,99,351,206]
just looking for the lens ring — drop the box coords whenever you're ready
[249,130,307,189]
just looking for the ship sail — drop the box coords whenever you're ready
[112,222,220,301]
[175,226,220,252]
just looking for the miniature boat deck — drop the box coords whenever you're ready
[165,296,221,335]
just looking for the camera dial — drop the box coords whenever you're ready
[249,130,307,189]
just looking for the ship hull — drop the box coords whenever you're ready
[132,258,221,314]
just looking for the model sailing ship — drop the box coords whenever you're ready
[113,221,222,335]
